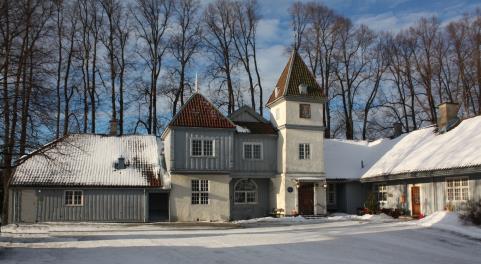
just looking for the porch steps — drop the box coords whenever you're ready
[302,215,326,220]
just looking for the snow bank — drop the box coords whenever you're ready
[234,216,307,224]
[327,213,394,223]
[235,214,395,225]
[416,211,481,240]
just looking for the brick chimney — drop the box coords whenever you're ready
[437,102,459,131]
[109,119,118,136]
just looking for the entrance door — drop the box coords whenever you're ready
[298,183,314,215]
[20,190,37,223]
[148,193,169,222]
[411,186,421,217]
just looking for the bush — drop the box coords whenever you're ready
[459,199,481,226]
[364,192,377,214]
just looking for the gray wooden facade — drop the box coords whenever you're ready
[327,180,371,214]
[168,128,235,173]
[361,167,481,215]
[232,134,277,177]
[9,188,169,223]
[230,178,271,220]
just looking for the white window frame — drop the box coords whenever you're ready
[327,183,336,206]
[242,142,263,160]
[299,143,311,160]
[64,190,83,206]
[375,183,387,208]
[446,177,469,202]
[191,179,209,205]
[190,139,215,157]
[234,179,258,205]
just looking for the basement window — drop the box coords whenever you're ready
[65,190,83,206]
[446,177,469,201]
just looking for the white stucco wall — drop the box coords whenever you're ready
[169,174,230,222]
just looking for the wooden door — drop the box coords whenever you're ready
[411,186,421,217]
[298,183,314,215]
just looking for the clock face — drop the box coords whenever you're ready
[287,187,294,193]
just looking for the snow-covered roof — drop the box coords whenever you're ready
[324,137,402,180]
[362,115,481,179]
[11,134,169,188]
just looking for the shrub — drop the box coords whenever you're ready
[364,192,377,214]
[459,199,481,226]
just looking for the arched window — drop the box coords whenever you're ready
[234,179,257,204]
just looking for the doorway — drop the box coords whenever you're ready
[411,186,421,217]
[298,182,314,215]
[148,193,169,222]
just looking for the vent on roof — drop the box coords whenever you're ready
[298,83,308,95]
[116,156,126,170]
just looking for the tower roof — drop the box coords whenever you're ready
[266,51,325,107]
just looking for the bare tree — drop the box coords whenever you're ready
[333,22,375,139]
[132,0,172,135]
[169,0,202,115]
[203,0,237,114]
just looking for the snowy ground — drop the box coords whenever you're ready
[1,214,480,264]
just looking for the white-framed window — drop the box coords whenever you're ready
[446,177,469,202]
[234,179,257,204]
[327,183,336,205]
[191,139,215,157]
[243,142,263,160]
[65,190,83,206]
[192,179,209,204]
[375,183,387,208]
[299,143,310,160]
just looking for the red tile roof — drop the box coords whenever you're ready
[170,93,235,129]
[267,51,324,107]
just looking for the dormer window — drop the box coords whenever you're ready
[115,156,126,169]
[298,83,308,95]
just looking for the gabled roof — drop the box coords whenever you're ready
[11,134,168,188]
[361,115,481,180]
[229,106,277,135]
[324,137,402,180]
[167,93,235,130]
[266,51,325,107]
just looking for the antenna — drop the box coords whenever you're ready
[195,73,199,93]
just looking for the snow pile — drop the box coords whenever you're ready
[416,211,481,240]
[327,213,394,223]
[235,214,395,225]
[363,116,481,178]
[324,137,402,179]
[234,216,307,224]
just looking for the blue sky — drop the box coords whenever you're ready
[249,0,481,103]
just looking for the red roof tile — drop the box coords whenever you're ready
[170,93,235,129]
[267,51,324,107]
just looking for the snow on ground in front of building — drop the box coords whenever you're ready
[234,213,395,224]
[414,211,481,240]
[1,219,480,264]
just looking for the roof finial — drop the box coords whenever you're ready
[195,73,199,93]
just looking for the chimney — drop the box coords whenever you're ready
[393,122,403,138]
[437,102,459,132]
[109,119,118,136]
[116,156,126,170]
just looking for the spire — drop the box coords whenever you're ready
[195,73,199,93]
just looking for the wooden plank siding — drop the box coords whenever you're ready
[11,188,148,223]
